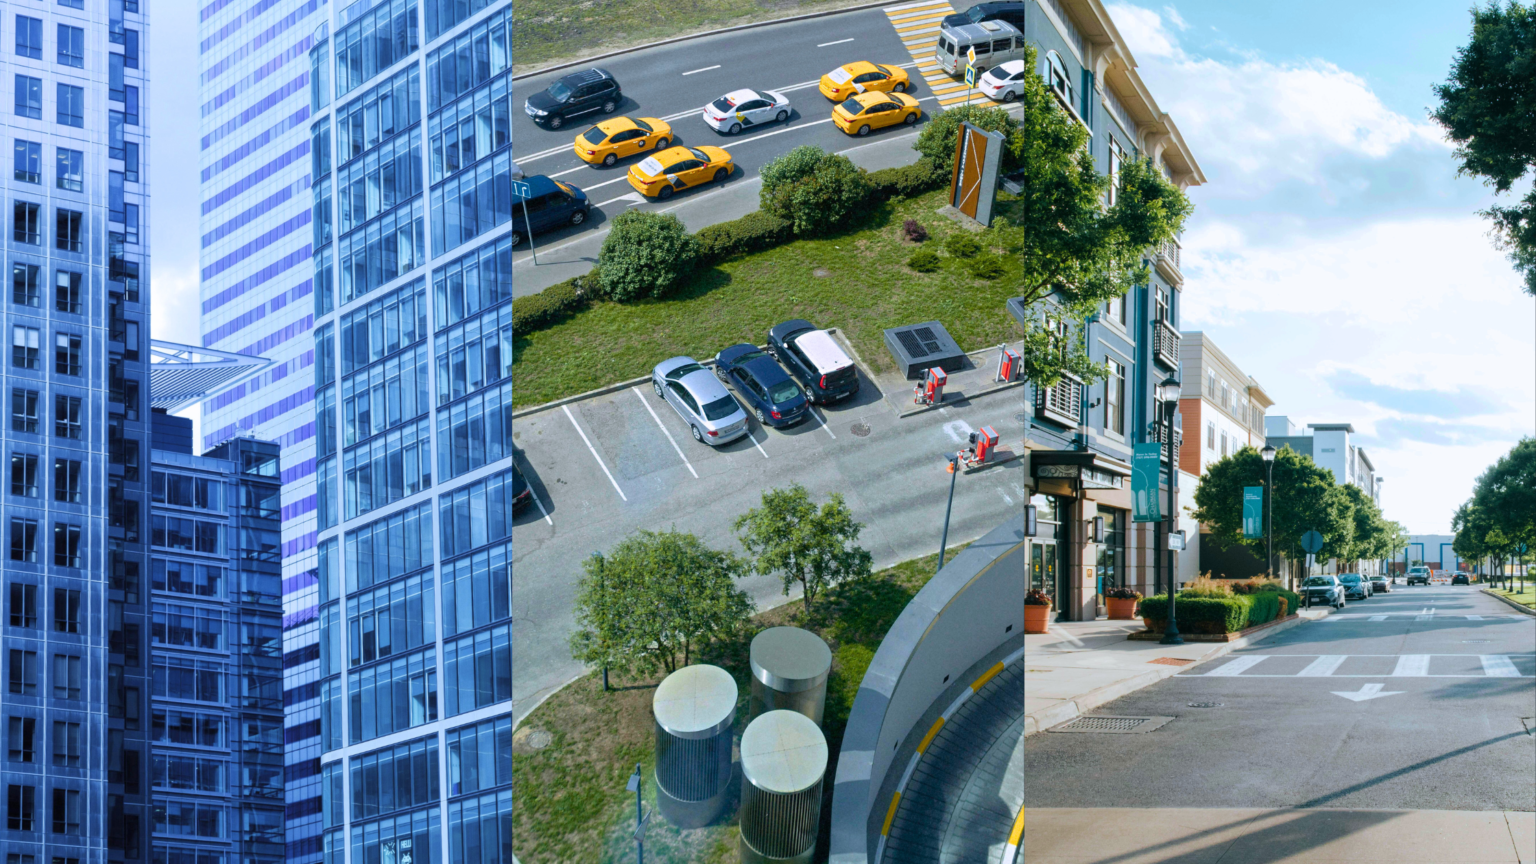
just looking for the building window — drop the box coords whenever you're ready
[1155,288,1169,322]
[427,7,508,110]
[1107,137,1123,207]
[12,326,39,369]
[13,141,40,184]
[53,459,80,503]
[56,25,84,68]
[1096,509,1126,591]
[1220,430,1228,457]
[55,148,83,193]
[52,654,82,700]
[52,524,80,568]
[56,84,84,127]
[1206,420,1215,449]
[14,75,42,119]
[9,583,37,628]
[7,716,36,763]
[55,208,82,252]
[54,270,81,314]
[15,17,43,59]
[334,0,419,98]
[54,332,81,376]
[7,649,38,694]
[51,722,81,767]
[10,518,38,563]
[7,784,35,831]
[446,715,512,796]
[50,787,80,835]
[1104,360,1124,436]
[1045,50,1074,106]
[10,453,39,498]
[11,263,39,307]
[11,388,39,433]
[14,201,41,245]
[54,395,81,439]
[1206,369,1216,395]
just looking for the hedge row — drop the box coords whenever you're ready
[1138,590,1299,634]
[509,272,593,333]
[696,211,794,266]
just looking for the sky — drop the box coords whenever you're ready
[1105,1,1536,535]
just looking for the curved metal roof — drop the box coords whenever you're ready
[148,340,272,413]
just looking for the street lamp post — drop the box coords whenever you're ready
[938,454,960,574]
[1261,445,1276,583]
[1157,376,1183,646]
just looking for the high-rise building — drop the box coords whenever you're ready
[1,0,154,860]
[196,0,512,862]
[146,419,286,864]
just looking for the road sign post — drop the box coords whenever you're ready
[512,179,536,264]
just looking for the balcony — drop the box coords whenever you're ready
[1155,237,1182,285]
[1034,373,1083,427]
[1153,318,1180,369]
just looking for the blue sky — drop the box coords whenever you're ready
[1106,2,1534,534]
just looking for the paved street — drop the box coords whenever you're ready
[1025,586,1536,814]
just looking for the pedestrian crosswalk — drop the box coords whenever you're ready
[880,1,993,108]
[1182,654,1536,678]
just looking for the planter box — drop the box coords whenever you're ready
[1025,604,1052,633]
[1107,597,1139,620]
[1129,613,1298,642]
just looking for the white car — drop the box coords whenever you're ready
[703,88,791,135]
[978,59,1026,103]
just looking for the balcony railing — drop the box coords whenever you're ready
[1034,373,1083,427]
[1153,318,1180,369]
[1155,237,1182,284]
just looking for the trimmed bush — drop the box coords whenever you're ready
[760,146,872,236]
[696,211,794,265]
[902,218,928,243]
[597,210,700,302]
[510,275,589,333]
[907,249,940,273]
[1244,592,1281,626]
[914,104,1024,175]
[967,254,1006,280]
[1138,595,1250,634]
[867,157,946,201]
[945,232,982,259]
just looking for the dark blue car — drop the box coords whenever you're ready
[714,343,808,427]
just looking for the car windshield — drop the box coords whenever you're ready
[688,147,710,161]
[768,381,801,404]
[666,363,705,380]
[967,5,987,22]
[1339,575,1361,583]
[634,118,653,132]
[555,181,577,196]
[1303,577,1333,587]
[732,350,768,364]
[581,127,607,144]
[711,97,735,113]
[547,81,573,102]
[701,395,739,421]
[840,98,865,115]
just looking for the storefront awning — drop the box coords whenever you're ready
[1030,450,1131,489]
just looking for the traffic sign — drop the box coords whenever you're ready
[1168,530,1186,551]
[967,45,977,65]
[1301,530,1325,554]
[511,180,531,199]
[965,64,976,87]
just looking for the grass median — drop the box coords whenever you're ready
[1485,584,1536,610]
[511,542,969,864]
[510,189,1022,410]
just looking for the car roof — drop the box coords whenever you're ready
[594,116,640,133]
[719,88,763,104]
[559,67,612,86]
[840,60,879,75]
[943,19,1022,40]
[792,329,852,376]
[513,174,559,201]
[721,345,792,386]
[678,368,731,403]
[993,59,1026,74]
[849,91,896,106]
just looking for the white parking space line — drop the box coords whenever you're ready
[810,407,837,439]
[1391,655,1429,676]
[528,486,554,525]
[1206,656,1268,677]
[562,404,628,501]
[1481,655,1521,677]
[633,388,699,479]
[683,65,722,75]
[1297,655,1347,677]
[818,37,855,47]
[746,429,770,459]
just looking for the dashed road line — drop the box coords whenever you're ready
[682,64,721,75]
[818,37,855,47]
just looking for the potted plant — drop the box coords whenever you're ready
[1105,586,1142,620]
[1024,589,1053,633]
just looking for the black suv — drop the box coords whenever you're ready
[1451,573,1470,585]
[942,1,1027,30]
[524,68,622,130]
[767,319,860,405]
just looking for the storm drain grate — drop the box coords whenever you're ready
[850,422,871,437]
[1048,715,1174,734]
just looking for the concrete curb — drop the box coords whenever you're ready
[1023,612,1320,737]
[1482,587,1536,617]
[897,380,1024,418]
[512,0,898,82]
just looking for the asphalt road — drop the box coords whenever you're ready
[510,361,1027,723]
[1024,586,1536,812]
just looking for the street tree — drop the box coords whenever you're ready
[759,145,872,236]
[1433,2,1536,295]
[1192,445,1355,575]
[1339,483,1397,570]
[568,529,754,680]
[734,484,873,615]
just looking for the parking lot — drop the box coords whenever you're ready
[511,339,1025,721]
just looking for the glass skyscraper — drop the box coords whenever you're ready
[1,0,153,860]
[196,0,511,862]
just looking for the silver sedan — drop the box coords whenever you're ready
[651,356,749,445]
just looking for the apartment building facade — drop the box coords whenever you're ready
[1009,0,1205,621]
[1,0,154,860]
[1264,417,1379,504]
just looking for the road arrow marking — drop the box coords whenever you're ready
[1331,683,1404,702]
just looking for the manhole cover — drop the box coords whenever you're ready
[813,267,831,278]
[1149,657,1193,666]
[513,727,553,752]
[1048,715,1174,734]
[1188,702,1223,708]
[850,422,871,437]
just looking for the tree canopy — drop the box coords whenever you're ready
[1433,2,1536,295]
[734,484,872,614]
[1453,438,1536,568]
[1192,444,1356,569]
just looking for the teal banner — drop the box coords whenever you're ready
[1132,443,1162,522]
[1243,486,1264,539]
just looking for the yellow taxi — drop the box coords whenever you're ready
[832,92,921,136]
[573,116,673,167]
[818,61,911,100]
[626,145,734,200]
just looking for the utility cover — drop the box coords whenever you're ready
[883,320,965,379]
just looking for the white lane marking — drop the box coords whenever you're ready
[548,164,587,178]
[682,65,721,75]
[562,404,628,501]
[525,480,554,526]
[633,388,698,479]
[597,191,647,208]
[1368,615,1388,621]
[1331,683,1403,702]
[1481,655,1521,677]
[576,174,634,194]
[1298,655,1348,677]
[1465,615,1484,620]
[511,142,576,163]
[1391,655,1429,676]
[747,429,770,459]
[818,37,855,47]
[942,420,975,443]
[810,406,837,439]
[1205,655,1267,677]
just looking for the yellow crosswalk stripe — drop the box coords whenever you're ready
[887,6,951,22]
[894,19,945,34]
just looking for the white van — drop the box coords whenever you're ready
[933,20,1026,77]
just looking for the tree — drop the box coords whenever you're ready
[914,103,1023,175]
[1432,2,1536,295]
[759,146,872,236]
[1471,437,1536,549]
[734,484,873,615]
[1192,445,1355,576]
[597,210,700,301]
[986,44,1193,387]
[1339,483,1398,569]
[568,529,754,680]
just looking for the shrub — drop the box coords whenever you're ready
[1105,586,1142,600]
[1025,588,1052,606]
[1138,595,1249,633]
[510,276,589,334]
[597,211,700,301]
[1180,576,1235,598]
[945,232,982,259]
[760,146,872,236]
[967,254,1005,280]
[902,218,928,243]
[696,211,794,265]
[867,157,947,201]
[914,104,1024,175]
[1244,592,1281,626]
[906,249,940,272]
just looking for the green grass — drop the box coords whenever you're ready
[511,542,968,864]
[511,190,1022,409]
[513,0,888,72]
[1486,584,1536,609]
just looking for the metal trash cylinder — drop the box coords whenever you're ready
[749,626,831,726]
[739,709,828,864]
[652,664,737,828]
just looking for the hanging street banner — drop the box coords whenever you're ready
[1243,486,1264,539]
[1132,443,1162,522]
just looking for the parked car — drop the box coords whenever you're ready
[713,344,809,427]
[703,88,791,134]
[512,463,533,513]
[766,320,860,405]
[1406,565,1431,586]
[933,19,1025,77]
[1451,573,1470,585]
[651,356,749,445]
[1338,574,1370,600]
[941,1,1027,30]
[978,59,1026,102]
[524,67,622,130]
[1368,575,1390,594]
[573,116,671,166]
[1302,575,1345,610]
[508,175,590,247]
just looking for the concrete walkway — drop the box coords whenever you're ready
[1023,807,1535,863]
[1023,612,1329,736]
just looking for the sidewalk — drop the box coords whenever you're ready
[1023,807,1535,863]
[1024,612,1328,736]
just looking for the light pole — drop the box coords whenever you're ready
[1261,444,1276,582]
[937,454,960,574]
[1157,375,1183,646]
